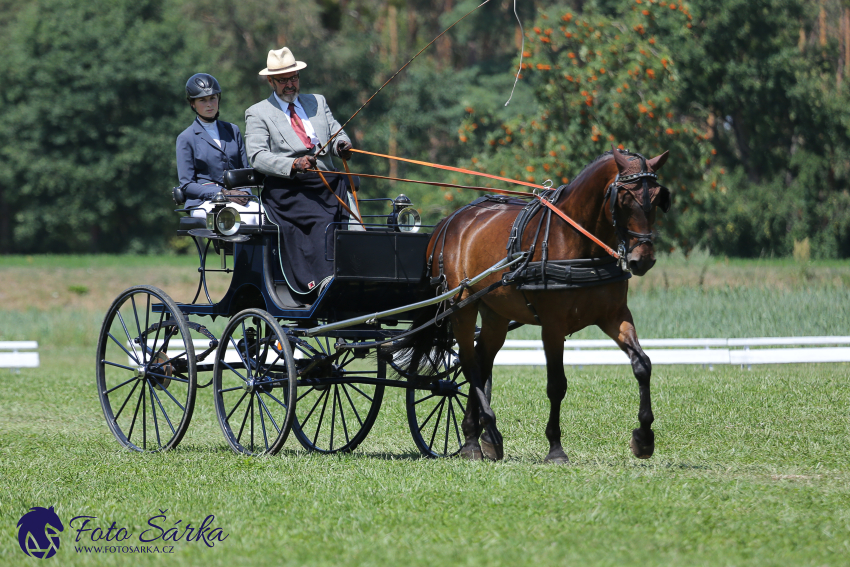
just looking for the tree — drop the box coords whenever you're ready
[0,0,213,253]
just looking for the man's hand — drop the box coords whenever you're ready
[336,140,353,160]
[223,189,250,207]
[293,155,317,173]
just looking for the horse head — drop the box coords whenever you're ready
[608,148,671,276]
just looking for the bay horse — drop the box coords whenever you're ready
[394,148,671,463]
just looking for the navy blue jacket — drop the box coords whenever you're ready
[176,117,249,208]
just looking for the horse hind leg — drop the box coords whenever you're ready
[475,303,510,461]
[453,303,504,461]
[600,308,655,459]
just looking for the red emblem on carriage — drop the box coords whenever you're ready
[307,281,316,289]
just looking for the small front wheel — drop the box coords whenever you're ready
[213,309,296,456]
[96,285,197,452]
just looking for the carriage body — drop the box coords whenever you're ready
[95,180,466,458]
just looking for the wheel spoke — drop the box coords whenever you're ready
[255,352,283,382]
[347,383,374,403]
[300,388,328,427]
[418,398,443,433]
[257,395,269,452]
[113,379,141,421]
[413,392,437,406]
[312,387,331,447]
[228,336,251,379]
[146,309,166,368]
[221,360,249,383]
[336,386,350,446]
[450,397,463,451]
[236,396,252,444]
[104,374,138,395]
[126,383,145,442]
[142,380,147,450]
[107,333,140,364]
[148,383,176,435]
[226,391,249,422]
[117,310,141,364]
[340,384,363,427]
[148,382,162,448]
[129,295,144,362]
[329,386,338,451]
[219,385,244,394]
[250,393,255,452]
[262,390,289,410]
[148,377,186,412]
[296,386,316,403]
[257,394,281,434]
[428,399,445,451]
[240,320,252,378]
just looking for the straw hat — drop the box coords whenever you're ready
[259,47,307,76]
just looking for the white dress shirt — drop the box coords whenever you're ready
[274,93,320,146]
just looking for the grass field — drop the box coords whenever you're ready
[1,255,848,566]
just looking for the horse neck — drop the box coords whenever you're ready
[552,157,618,257]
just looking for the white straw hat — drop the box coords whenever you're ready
[259,47,307,76]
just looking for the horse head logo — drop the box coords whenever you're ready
[17,506,64,559]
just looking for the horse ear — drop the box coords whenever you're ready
[611,145,630,172]
[647,150,669,172]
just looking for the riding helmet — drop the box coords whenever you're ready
[185,73,221,101]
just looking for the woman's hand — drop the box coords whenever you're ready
[223,189,250,206]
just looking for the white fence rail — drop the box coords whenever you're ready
[494,337,850,367]
[0,341,39,371]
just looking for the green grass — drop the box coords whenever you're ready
[1,256,849,565]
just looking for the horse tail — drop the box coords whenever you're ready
[381,303,455,381]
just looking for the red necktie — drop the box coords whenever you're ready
[288,103,314,150]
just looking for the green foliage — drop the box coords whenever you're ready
[0,0,848,256]
[0,0,214,253]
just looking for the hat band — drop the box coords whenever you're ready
[267,61,299,73]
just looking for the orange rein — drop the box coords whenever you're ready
[346,149,620,259]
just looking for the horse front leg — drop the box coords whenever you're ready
[541,326,570,464]
[601,307,655,458]
[453,304,504,461]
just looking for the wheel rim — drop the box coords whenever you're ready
[289,336,384,453]
[406,349,467,458]
[96,286,196,452]
[213,310,295,456]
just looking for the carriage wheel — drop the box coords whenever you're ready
[288,336,384,454]
[213,309,296,456]
[96,285,197,452]
[405,348,468,458]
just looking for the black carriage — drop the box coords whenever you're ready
[95,171,471,457]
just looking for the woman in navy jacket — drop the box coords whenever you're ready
[176,73,260,224]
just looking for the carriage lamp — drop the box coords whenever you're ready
[206,192,242,237]
[389,194,421,233]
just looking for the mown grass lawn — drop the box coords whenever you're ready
[1,255,848,566]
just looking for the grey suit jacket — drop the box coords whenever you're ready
[244,93,351,178]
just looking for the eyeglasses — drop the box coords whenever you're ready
[271,74,299,86]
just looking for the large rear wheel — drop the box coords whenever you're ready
[96,285,197,452]
[405,348,467,458]
[289,336,384,454]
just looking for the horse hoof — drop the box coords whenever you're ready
[459,446,483,461]
[630,428,655,459]
[544,450,570,465]
[480,440,500,461]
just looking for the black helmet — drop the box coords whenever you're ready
[185,73,221,101]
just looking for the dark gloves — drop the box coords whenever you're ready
[223,189,250,207]
[336,140,353,160]
[293,155,317,173]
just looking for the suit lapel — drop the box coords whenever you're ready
[299,95,327,147]
[193,118,224,154]
[265,94,308,152]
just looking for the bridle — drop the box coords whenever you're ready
[604,151,666,264]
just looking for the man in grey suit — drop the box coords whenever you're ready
[245,47,358,297]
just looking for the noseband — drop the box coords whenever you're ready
[604,151,665,263]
